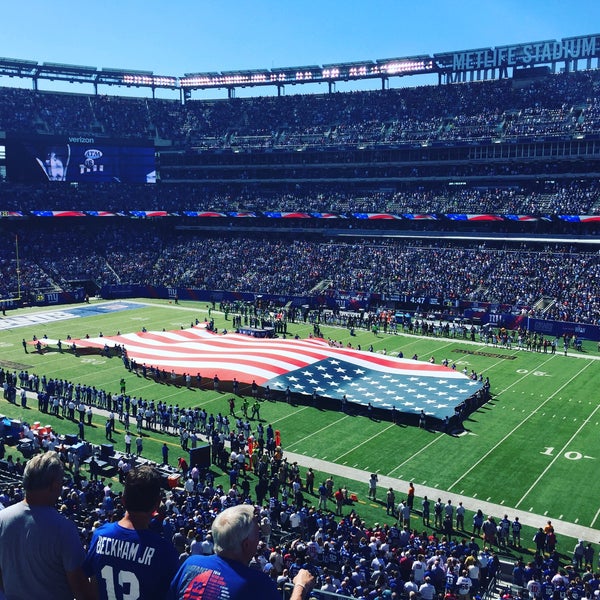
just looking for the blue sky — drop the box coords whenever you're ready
[1,0,599,97]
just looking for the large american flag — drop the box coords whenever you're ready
[66,327,482,419]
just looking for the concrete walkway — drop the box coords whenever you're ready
[14,310,600,547]
[15,384,599,547]
[283,449,600,545]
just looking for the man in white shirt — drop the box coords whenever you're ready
[527,576,542,599]
[420,576,437,600]
[200,532,214,555]
[457,570,473,598]
[320,576,337,593]
[412,554,427,584]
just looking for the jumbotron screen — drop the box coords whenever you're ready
[6,135,156,183]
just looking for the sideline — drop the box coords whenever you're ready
[14,386,600,544]
[7,302,600,543]
[282,449,600,544]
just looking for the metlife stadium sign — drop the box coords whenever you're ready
[434,35,600,72]
[445,34,599,72]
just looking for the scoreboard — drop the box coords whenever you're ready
[6,134,155,184]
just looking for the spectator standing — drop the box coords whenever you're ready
[420,576,437,600]
[368,473,378,501]
[407,481,415,510]
[457,569,473,599]
[167,504,314,600]
[0,451,96,600]
[533,528,546,555]
[84,465,179,600]
[512,516,522,547]
[456,501,466,530]
[386,487,396,516]
[422,496,431,527]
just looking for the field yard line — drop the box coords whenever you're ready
[430,340,463,355]
[383,347,549,480]
[386,434,444,477]
[590,506,600,529]
[333,422,396,464]
[270,405,310,427]
[515,397,600,509]
[285,414,350,452]
[447,358,591,492]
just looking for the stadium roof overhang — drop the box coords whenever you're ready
[0,57,39,78]
[0,33,598,95]
[0,59,178,90]
[179,57,436,91]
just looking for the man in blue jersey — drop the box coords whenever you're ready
[167,503,314,600]
[84,464,179,600]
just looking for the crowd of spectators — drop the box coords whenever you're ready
[1,228,600,325]
[0,179,599,215]
[0,368,597,599]
[0,70,599,327]
[0,333,594,599]
[0,363,484,599]
[1,70,599,146]
[0,70,599,219]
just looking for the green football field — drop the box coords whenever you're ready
[1,298,599,559]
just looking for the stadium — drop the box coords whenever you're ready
[0,31,599,599]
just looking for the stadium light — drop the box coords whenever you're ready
[322,67,340,79]
[375,55,434,75]
[270,66,321,83]
[180,73,222,87]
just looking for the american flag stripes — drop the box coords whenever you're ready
[63,327,483,419]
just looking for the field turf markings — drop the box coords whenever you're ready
[446,355,584,493]
[386,431,445,477]
[286,413,350,452]
[0,360,31,370]
[270,405,310,427]
[333,423,396,464]
[160,388,191,403]
[431,340,462,355]
[515,386,600,510]
[453,348,517,360]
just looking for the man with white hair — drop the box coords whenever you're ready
[167,504,314,600]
